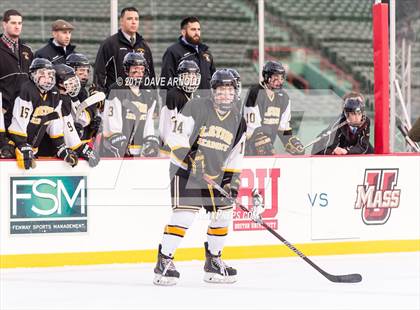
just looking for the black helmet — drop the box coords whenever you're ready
[29,58,56,92]
[66,53,90,68]
[123,52,149,75]
[210,69,237,90]
[29,58,54,72]
[177,60,201,93]
[262,61,286,91]
[210,69,238,113]
[227,68,241,98]
[343,96,366,127]
[54,64,81,97]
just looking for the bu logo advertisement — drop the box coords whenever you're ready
[10,176,87,234]
[233,168,280,231]
[354,169,400,225]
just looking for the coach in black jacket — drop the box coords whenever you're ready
[160,16,215,91]
[34,20,76,64]
[94,7,155,93]
[0,10,33,127]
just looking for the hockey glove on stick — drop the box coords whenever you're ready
[103,133,127,157]
[15,143,35,170]
[253,131,275,156]
[285,136,305,155]
[76,143,100,167]
[57,145,78,167]
[187,149,206,178]
[250,189,265,221]
[141,135,160,157]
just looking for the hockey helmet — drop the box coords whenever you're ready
[343,96,366,127]
[29,58,56,92]
[123,52,149,77]
[262,61,286,92]
[177,60,201,93]
[54,64,81,97]
[210,69,238,114]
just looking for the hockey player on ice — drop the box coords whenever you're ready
[153,69,247,286]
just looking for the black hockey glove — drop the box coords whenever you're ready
[103,133,127,157]
[15,143,35,170]
[90,115,102,133]
[187,149,206,178]
[74,122,84,138]
[57,145,78,167]
[76,143,100,167]
[285,136,305,155]
[141,135,160,157]
[252,131,275,156]
[0,133,15,159]
[220,173,241,206]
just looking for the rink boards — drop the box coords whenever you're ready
[0,154,419,268]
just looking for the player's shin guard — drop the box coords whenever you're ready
[160,210,196,257]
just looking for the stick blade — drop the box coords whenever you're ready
[326,273,362,283]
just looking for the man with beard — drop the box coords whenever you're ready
[160,16,215,93]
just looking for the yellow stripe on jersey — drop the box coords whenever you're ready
[164,225,187,237]
[8,129,27,137]
[50,134,64,139]
[207,227,228,236]
[223,168,241,173]
[70,142,83,151]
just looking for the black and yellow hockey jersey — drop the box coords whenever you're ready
[244,83,293,145]
[159,86,194,152]
[168,97,246,186]
[8,80,64,155]
[102,84,156,155]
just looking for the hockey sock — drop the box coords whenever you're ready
[207,210,232,255]
[161,210,196,257]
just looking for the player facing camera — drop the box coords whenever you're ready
[343,96,366,128]
[29,58,56,92]
[262,60,286,94]
[123,52,149,87]
[177,60,201,93]
[66,53,91,87]
[211,69,238,115]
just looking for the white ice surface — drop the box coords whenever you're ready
[1,252,419,310]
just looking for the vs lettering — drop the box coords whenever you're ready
[307,193,328,207]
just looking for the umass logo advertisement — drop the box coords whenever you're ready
[10,176,87,234]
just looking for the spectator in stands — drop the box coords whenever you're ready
[408,117,420,142]
[311,92,374,155]
[34,19,76,64]
[94,6,155,93]
[0,9,33,131]
[160,16,215,92]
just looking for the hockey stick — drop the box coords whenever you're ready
[396,119,420,152]
[121,99,142,150]
[203,175,362,283]
[304,120,348,150]
[31,111,61,149]
[74,91,105,123]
